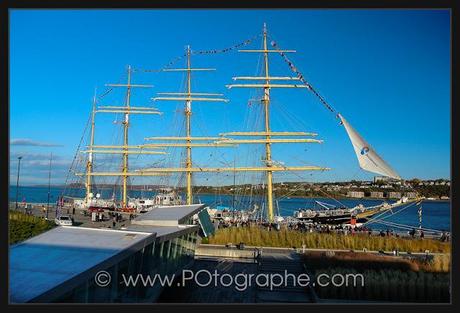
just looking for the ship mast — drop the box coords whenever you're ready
[135,28,330,221]
[121,65,132,207]
[223,23,329,222]
[261,23,274,222]
[79,65,167,207]
[147,45,230,205]
[185,46,193,205]
[85,91,97,203]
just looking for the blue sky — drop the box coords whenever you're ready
[9,9,450,186]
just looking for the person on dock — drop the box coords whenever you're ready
[255,248,262,265]
[253,248,259,264]
[440,231,447,242]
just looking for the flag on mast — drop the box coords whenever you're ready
[338,114,401,180]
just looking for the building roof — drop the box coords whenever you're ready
[131,204,205,226]
[126,224,199,242]
[10,226,156,303]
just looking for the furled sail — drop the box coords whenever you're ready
[338,114,401,180]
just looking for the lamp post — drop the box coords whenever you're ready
[46,153,52,219]
[15,156,22,210]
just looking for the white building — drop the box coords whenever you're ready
[387,192,402,199]
[370,191,384,198]
[347,191,364,198]
[404,192,418,199]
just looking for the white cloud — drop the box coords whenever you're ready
[10,138,63,147]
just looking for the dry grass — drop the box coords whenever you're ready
[207,226,451,253]
[302,251,450,273]
[418,254,451,272]
[303,251,419,271]
[302,252,450,302]
[313,268,450,302]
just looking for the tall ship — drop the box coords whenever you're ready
[62,23,421,227]
[65,65,172,212]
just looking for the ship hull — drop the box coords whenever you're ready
[296,213,353,225]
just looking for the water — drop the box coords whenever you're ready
[9,186,450,232]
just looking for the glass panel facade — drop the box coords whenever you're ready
[198,209,215,237]
[51,229,199,303]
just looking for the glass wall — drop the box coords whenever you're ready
[51,229,199,303]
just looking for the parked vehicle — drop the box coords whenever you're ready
[55,215,73,226]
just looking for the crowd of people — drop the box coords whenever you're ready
[213,218,450,242]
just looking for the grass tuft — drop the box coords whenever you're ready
[9,211,55,244]
[207,226,450,253]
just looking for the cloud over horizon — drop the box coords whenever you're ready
[10,138,63,147]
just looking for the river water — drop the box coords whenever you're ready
[9,186,450,232]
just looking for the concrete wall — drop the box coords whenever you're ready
[195,244,256,259]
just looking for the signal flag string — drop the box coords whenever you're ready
[269,38,340,120]
[96,35,259,99]
[136,34,260,73]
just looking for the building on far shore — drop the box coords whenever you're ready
[374,176,392,183]
[387,192,402,199]
[369,191,384,198]
[404,192,418,199]
[347,191,364,198]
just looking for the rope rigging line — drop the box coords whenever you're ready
[372,219,443,234]
[269,38,339,117]
[274,165,348,208]
[61,107,93,199]
[97,71,126,101]
[135,34,260,73]
[363,200,419,226]
[192,34,260,56]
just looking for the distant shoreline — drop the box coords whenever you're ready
[8,194,450,204]
[8,185,450,203]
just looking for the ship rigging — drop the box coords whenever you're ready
[64,23,423,227]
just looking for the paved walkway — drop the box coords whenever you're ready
[158,250,316,303]
[8,203,133,230]
[158,258,258,303]
[255,251,316,303]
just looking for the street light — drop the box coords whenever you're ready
[46,153,52,219]
[15,156,22,210]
